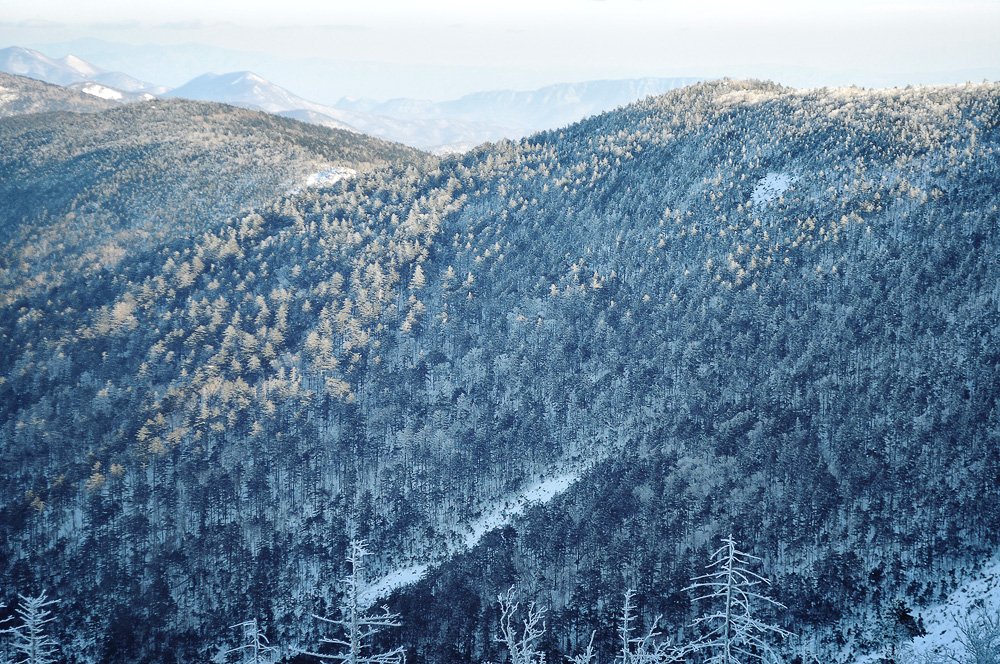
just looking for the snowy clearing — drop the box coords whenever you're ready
[751,171,797,206]
[358,564,429,607]
[286,167,358,196]
[852,550,1000,664]
[463,472,579,548]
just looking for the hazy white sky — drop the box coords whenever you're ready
[1,0,998,100]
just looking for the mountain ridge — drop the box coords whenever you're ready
[0,71,118,116]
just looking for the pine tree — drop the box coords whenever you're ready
[306,540,405,664]
[684,536,790,664]
[9,592,59,664]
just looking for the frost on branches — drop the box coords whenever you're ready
[306,540,406,664]
[685,536,789,664]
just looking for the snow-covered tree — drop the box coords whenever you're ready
[497,586,546,664]
[306,540,405,664]
[616,590,686,664]
[0,598,11,664]
[222,619,278,664]
[9,592,59,664]
[684,536,789,664]
[944,608,1000,664]
[568,590,685,664]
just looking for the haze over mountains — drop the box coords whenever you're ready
[0,45,698,151]
[0,46,163,100]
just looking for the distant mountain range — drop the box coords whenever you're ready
[0,45,697,151]
[0,46,163,99]
[337,76,701,131]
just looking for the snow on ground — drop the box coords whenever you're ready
[359,468,585,605]
[357,564,429,607]
[80,84,123,101]
[751,171,797,206]
[305,167,357,188]
[851,550,1000,664]
[463,472,579,548]
[900,551,1000,662]
[0,85,16,107]
[286,166,358,196]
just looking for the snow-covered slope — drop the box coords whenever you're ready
[67,81,156,103]
[166,71,510,151]
[0,46,87,85]
[166,71,325,115]
[359,466,588,605]
[896,553,1000,663]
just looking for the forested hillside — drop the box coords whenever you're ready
[0,80,997,663]
[0,71,115,117]
[0,95,431,306]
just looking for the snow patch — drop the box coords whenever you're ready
[899,552,1000,661]
[464,472,579,549]
[359,469,584,606]
[80,84,123,101]
[287,167,358,195]
[358,565,429,607]
[751,172,797,206]
[305,167,357,189]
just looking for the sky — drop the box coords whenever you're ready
[1,0,998,102]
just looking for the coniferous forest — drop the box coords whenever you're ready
[0,78,998,663]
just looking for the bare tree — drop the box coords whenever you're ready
[305,540,405,664]
[568,631,597,664]
[929,608,1000,664]
[223,619,278,664]
[1,598,11,664]
[567,589,686,664]
[616,590,686,664]
[684,536,790,664]
[497,586,546,664]
[9,593,59,664]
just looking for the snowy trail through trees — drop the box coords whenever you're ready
[359,470,583,605]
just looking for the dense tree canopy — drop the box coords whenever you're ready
[1,80,998,662]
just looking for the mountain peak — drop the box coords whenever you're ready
[58,53,103,77]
